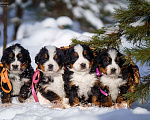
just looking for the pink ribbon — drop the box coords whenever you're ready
[96,68,108,96]
[96,68,102,78]
[32,69,40,102]
[100,88,108,96]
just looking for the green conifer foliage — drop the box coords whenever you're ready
[72,0,150,103]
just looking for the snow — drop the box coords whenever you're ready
[130,17,146,27]
[83,10,104,29]
[0,17,150,119]
[72,6,104,29]
[41,18,58,28]
[56,16,73,27]
[132,107,150,114]
[72,7,83,18]
[104,3,120,14]
[0,102,150,120]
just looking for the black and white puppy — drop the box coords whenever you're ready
[1,44,34,105]
[96,48,128,107]
[35,45,66,107]
[64,44,100,107]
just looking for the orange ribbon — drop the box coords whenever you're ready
[0,63,12,93]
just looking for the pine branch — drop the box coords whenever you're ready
[123,80,150,104]
[124,45,150,66]
[72,25,123,51]
[114,0,150,44]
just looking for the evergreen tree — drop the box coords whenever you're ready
[72,0,150,103]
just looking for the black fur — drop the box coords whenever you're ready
[35,46,65,102]
[1,43,34,103]
[1,44,31,67]
[63,44,100,106]
[64,44,94,68]
[35,47,64,67]
[96,48,129,106]
[37,72,60,102]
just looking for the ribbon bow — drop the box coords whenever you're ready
[96,67,108,96]
[0,63,12,93]
[32,69,40,102]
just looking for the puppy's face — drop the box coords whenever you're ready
[35,45,64,74]
[1,44,31,74]
[65,44,94,72]
[97,48,124,77]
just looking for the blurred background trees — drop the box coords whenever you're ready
[0,0,127,44]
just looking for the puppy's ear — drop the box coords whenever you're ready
[24,49,31,64]
[1,48,9,64]
[56,48,64,63]
[90,59,97,73]
[64,47,74,66]
[1,52,6,64]
[35,47,46,64]
[118,52,126,68]
[35,53,39,64]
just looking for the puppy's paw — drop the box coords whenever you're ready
[1,103,12,107]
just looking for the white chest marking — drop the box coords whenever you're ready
[9,74,30,96]
[43,75,65,98]
[70,71,97,100]
[100,76,127,101]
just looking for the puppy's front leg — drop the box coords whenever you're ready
[1,91,11,103]
[41,90,60,102]
[19,83,31,103]
[69,85,80,106]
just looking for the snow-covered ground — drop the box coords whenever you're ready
[0,18,150,120]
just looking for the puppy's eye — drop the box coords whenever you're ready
[74,52,78,57]
[54,55,58,59]
[9,53,13,58]
[116,57,119,62]
[106,57,110,62]
[116,57,119,63]
[103,59,109,65]
[45,54,48,59]
[18,53,22,58]
[83,50,87,55]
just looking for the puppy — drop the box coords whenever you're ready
[1,44,34,105]
[35,45,66,108]
[96,48,128,107]
[64,44,100,107]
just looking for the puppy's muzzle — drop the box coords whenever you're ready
[111,68,116,74]
[48,64,53,71]
[80,63,86,69]
[12,65,19,71]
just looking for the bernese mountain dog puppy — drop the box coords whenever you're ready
[96,48,128,107]
[64,44,100,107]
[1,44,34,106]
[35,45,66,108]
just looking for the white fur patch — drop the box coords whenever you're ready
[42,74,65,98]
[9,74,30,96]
[106,49,120,77]
[43,46,60,75]
[70,69,97,100]
[100,75,127,101]
[10,47,22,74]
[73,44,90,72]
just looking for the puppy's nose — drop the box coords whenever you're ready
[111,68,116,74]
[48,64,53,71]
[80,63,86,69]
[12,65,18,70]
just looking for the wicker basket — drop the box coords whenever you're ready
[60,46,140,106]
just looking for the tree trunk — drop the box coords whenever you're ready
[3,0,8,53]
